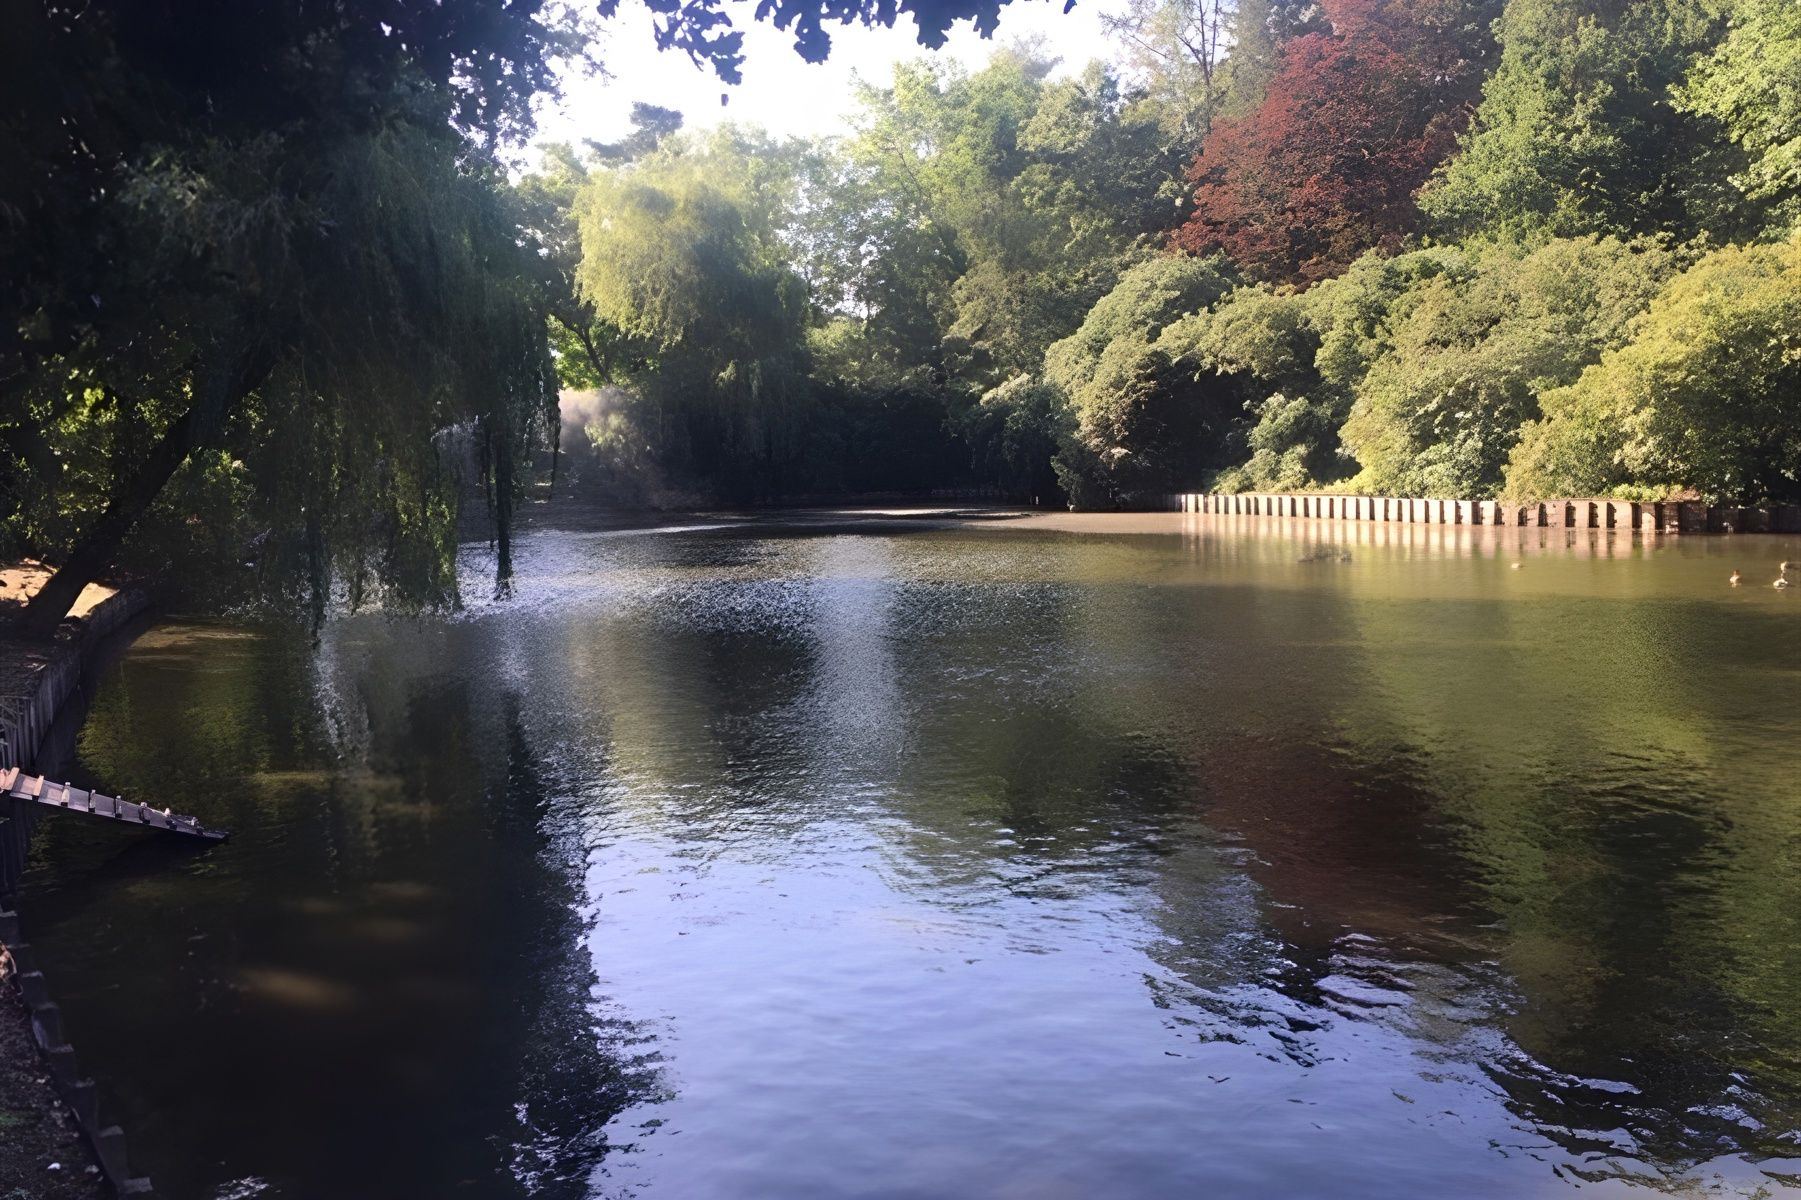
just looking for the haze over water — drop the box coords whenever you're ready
[19,512,1801,1198]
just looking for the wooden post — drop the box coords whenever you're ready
[1707,505,1742,533]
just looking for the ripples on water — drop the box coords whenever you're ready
[16,513,1801,1198]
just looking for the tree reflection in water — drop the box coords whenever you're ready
[19,516,1801,1198]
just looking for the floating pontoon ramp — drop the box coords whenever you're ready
[0,768,228,842]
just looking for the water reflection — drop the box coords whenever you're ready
[15,514,1801,1198]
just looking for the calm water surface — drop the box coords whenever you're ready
[17,513,1801,1198]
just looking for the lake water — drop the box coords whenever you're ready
[16,512,1801,1198]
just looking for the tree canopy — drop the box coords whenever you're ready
[1506,235,1801,502]
[1418,0,1739,241]
[1173,0,1501,282]
[12,0,1801,632]
[527,0,1801,514]
[0,0,1056,633]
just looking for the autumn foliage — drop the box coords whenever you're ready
[1173,0,1493,283]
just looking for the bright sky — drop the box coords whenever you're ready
[533,0,1128,150]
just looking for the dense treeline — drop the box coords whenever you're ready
[544,0,1801,510]
[0,0,1038,631]
[5,0,1800,628]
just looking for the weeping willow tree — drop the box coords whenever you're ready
[4,116,557,635]
[0,1,574,636]
[570,132,817,502]
[233,128,561,618]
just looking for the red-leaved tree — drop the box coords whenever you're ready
[1173,0,1496,283]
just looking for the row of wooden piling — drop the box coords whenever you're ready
[1173,493,1801,533]
[0,912,151,1193]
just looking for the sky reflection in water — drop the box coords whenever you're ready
[21,514,1801,1198]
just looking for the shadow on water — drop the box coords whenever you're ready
[11,516,1801,1197]
[19,624,652,1199]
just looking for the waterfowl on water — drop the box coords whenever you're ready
[1730,569,1741,586]
[1778,576,1793,589]
[1510,562,1522,570]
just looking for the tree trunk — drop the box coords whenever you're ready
[13,339,274,639]
[553,311,610,385]
[493,415,514,594]
[548,417,560,496]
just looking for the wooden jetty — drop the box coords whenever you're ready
[0,768,227,842]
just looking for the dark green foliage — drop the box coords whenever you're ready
[543,49,1197,508]
[1676,0,1801,235]
[1507,235,1801,502]
[962,377,1070,502]
[0,1,586,630]
[1420,0,1745,242]
[1162,286,1333,490]
[1043,255,1243,500]
[1332,237,1680,496]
